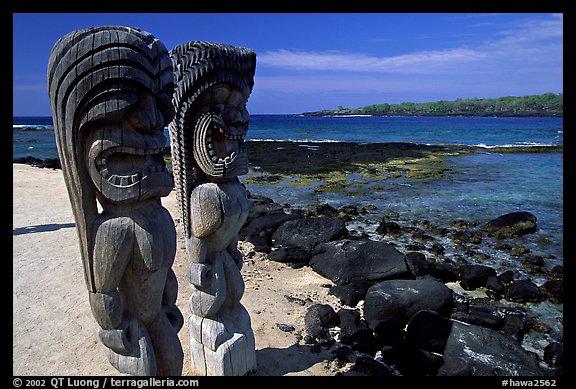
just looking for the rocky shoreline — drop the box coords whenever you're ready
[14,141,563,376]
[240,194,563,376]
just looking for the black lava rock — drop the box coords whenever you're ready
[272,217,348,253]
[375,221,401,236]
[543,342,563,370]
[268,246,312,264]
[443,321,545,375]
[310,239,410,286]
[276,323,295,332]
[372,317,406,348]
[352,355,395,376]
[505,280,544,303]
[501,313,528,342]
[364,279,453,329]
[540,279,563,304]
[427,262,460,283]
[485,275,506,294]
[405,310,453,353]
[437,357,473,376]
[304,304,339,339]
[459,264,497,290]
[381,344,444,376]
[240,197,302,252]
[483,211,537,238]
[451,304,504,330]
[329,281,372,307]
[404,251,432,278]
[498,270,515,285]
[338,308,374,346]
[14,156,61,169]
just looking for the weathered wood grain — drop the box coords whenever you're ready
[168,41,257,376]
[48,25,183,376]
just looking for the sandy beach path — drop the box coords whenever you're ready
[13,163,340,376]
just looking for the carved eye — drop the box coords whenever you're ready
[224,105,245,127]
[209,84,231,104]
[227,89,244,107]
[128,92,164,131]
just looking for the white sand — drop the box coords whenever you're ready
[13,164,342,376]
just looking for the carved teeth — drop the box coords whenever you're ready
[108,175,121,185]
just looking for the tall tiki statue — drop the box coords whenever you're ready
[47,26,184,376]
[169,41,257,375]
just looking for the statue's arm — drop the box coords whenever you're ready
[89,217,134,334]
[190,184,223,238]
[187,184,222,285]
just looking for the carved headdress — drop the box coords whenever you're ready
[47,26,174,292]
[169,41,256,239]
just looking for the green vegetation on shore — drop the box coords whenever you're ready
[302,93,563,117]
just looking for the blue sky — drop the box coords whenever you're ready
[13,13,563,115]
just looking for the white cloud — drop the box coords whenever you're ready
[259,48,486,74]
[258,14,562,78]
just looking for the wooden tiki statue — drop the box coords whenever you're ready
[168,41,257,375]
[47,26,184,376]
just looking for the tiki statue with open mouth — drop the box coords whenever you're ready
[169,41,257,376]
[48,26,183,376]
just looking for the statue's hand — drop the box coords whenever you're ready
[89,291,123,329]
[188,262,212,287]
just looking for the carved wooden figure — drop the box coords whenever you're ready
[47,26,184,376]
[169,41,257,376]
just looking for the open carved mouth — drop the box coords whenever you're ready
[94,145,168,187]
[195,112,248,177]
[206,125,245,167]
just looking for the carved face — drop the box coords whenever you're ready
[85,89,175,203]
[193,84,249,179]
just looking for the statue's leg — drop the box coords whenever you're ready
[103,319,157,376]
[91,221,157,375]
[220,252,257,375]
[162,268,184,332]
[189,251,256,375]
[129,265,184,376]
[188,254,231,375]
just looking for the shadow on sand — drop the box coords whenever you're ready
[13,222,75,236]
[253,343,334,376]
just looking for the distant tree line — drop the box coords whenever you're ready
[303,93,563,117]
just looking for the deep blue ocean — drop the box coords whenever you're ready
[13,114,564,354]
[13,115,563,160]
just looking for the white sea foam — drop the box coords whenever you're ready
[13,125,54,130]
[473,142,559,148]
[248,138,341,143]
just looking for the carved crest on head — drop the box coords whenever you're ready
[169,41,256,238]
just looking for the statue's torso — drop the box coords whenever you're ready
[94,201,176,272]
